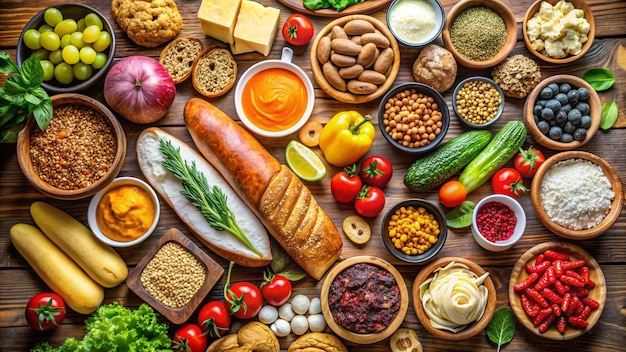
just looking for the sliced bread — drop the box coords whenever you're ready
[192,47,237,98]
[159,37,203,84]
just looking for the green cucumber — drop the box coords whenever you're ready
[403,130,492,192]
[458,120,527,193]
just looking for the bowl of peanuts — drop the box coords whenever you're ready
[452,76,505,128]
[378,82,450,155]
[381,198,447,264]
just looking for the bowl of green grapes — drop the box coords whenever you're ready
[17,3,116,94]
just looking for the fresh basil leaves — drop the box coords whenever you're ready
[600,100,618,130]
[582,68,616,91]
[487,307,516,352]
[445,201,476,228]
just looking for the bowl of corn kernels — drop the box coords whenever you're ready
[381,198,448,264]
[453,76,505,128]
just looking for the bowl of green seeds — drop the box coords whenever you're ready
[442,0,518,69]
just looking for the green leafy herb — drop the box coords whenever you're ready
[487,307,516,352]
[582,68,616,91]
[445,201,476,228]
[600,100,618,130]
[159,139,262,257]
[0,52,52,143]
[304,0,366,11]
[270,242,307,281]
[30,302,171,352]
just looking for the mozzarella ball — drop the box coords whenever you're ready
[270,318,291,337]
[291,314,309,335]
[291,294,311,315]
[307,314,326,332]
[258,305,279,324]
[278,302,296,321]
[308,297,322,315]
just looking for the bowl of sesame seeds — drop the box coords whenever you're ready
[16,93,126,200]
[442,0,518,69]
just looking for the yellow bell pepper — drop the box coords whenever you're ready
[319,111,375,167]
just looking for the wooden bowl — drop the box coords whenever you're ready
[530,151,623,240]
[321,256,409,344]
[16,3,116,94]
[523,0,595,64]
[16,93,126,200]
[412,257,497,340]
[524,75,600,150]
[442,0,518,69]
[310,15,400,104]
[509,241,606,340]
[126,228,225,324]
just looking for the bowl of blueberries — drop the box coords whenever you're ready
[523,74,600,150]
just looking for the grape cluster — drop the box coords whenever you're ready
[532,82,592,143]
[23,7,111,85]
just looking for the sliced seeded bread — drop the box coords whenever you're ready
[192,47,237,98]
[159,37,203,84]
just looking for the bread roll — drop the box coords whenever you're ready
[184,98,342,280]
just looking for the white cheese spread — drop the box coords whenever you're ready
[540,158,614,230]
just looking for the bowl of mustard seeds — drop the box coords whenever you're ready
[442,0,518,69]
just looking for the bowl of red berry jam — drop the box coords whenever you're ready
[471,194,526,252]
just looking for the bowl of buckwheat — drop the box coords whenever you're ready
[453,76,505,129]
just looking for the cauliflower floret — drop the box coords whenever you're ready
[531,38,545,51]
[538,1,556,21]
[554,0,574,14]
[562,31,583,55]
[544,39,566,58]
[541,20,565,40]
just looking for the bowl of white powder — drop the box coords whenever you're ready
[387,0,445,47]
[530,151,624,240]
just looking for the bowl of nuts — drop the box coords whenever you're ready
[310,14,400,104]
[378,82,449,155]
[523,75,600,150]
[453,76,505,128]
[381,198,447,264]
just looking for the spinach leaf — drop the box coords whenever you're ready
[582,68,616,91]
[303,0,331,10]
[445,201,476,228]
[487,307,515,352]
[600,100,618,130]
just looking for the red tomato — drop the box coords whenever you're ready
[261,272,292,306]
[173,324,207,352]
[514,146,545,178]
[491,168,527,198]
[226,282,263,319]
[25,292,66,331]
[281,14,314,46]
[359,155,393,188]
[354,186,386,218]
[197,301,231,338]
[331,165,362,203]
[438,180,467,208]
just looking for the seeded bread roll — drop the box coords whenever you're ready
[192,47,237,98]
[159,37,203,84]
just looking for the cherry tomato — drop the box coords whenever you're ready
[491,168,527,198]
[359,155,393,188]
[354,185,386,218]
[197,301,231,338]
[330,164,362,203]
[172,324,207,352]
[438,180,467,208]
[25,292,66,331]
[514,146,545,178]
[281,14,314,46]
[226,282,263,319]
[261,272,292,306]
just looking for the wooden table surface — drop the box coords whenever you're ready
[1,0,625,351]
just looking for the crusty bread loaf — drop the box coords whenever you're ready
[159,37,203,84]
[192,47,237,98]
[184,98,343,280]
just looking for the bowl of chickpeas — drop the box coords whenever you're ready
[17,3,116,94]
[378,83,450,155]
[381,198,448,264]
[453,76,505,128]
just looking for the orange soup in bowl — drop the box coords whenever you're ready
[241,67,308,132]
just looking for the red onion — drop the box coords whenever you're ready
[104,56,176,124]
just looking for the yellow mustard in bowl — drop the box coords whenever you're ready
[96,185,156,242]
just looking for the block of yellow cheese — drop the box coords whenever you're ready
[197,0,242,44]
[232,0,280,56]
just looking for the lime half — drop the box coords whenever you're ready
[285,140,326,182]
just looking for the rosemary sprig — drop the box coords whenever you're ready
[159,139,262,257]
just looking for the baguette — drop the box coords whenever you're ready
[184,98,343,280]
[30,201,128,288]
[10,223,104,314]
[136,127,272,267]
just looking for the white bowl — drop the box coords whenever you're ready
[234,47,315,138]
[88,177,160,247]
[471,194,526,252]
[387,0,445,47]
